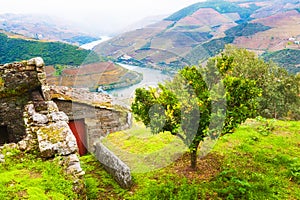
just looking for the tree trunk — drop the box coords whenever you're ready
[191,149,197,169]
[190,139,201,169]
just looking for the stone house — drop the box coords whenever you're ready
[0,57,133,188]
[0,58,131,155]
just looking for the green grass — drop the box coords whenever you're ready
[0,148,78,199]
[79,154,128,200]
[1,119,299,199]
[210,119,300,199]
[102,121,187,173]
[99,119,300,199]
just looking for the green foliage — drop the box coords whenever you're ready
[53,64,69,76]
[262,49,300,74]
[255,116,275,136]
[225,23,271,37]
[223,45,300,119]
[0,33,100,65]
[289,159,300,184]
[132,51,260,168]
[102,120,300,199]
[213,169,253,199]
[206,52,261,134]
[132,66,212,168]
[211,120,300,199]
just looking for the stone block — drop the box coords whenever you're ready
[95,142,132,189]
[28,57,44,68]
[32,113,48,124]
[37,121,78,158]
[49,111,69,122]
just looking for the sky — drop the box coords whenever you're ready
[0,0,205,35]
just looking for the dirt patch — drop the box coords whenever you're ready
[29,171,42,179]
[171,153,224,182]
[17,190,28,198]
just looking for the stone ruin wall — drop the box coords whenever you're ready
[0,58,47,143]
[0,58,133,189]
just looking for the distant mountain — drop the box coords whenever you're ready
[94,0,300,73]
[0,13,100,45]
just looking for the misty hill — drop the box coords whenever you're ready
[0,13,99,45]
[94,0,300,73]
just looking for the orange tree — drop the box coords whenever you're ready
[131,53,261,169]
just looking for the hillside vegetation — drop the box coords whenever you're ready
[165,0,259,22]
[262,49,300,73]
[0,33,99,66]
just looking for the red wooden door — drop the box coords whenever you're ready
[69,119,87,156]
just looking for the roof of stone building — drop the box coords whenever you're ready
[49,85,113,109]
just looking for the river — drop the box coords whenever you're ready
[80,36,112,50]
[80,39,173,103]
[108,63,172,102]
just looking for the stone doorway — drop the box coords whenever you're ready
[0,126,9,145]
[69,119,87,156]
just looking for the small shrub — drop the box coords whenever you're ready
[289,159,300,184]
[255,116,275,136]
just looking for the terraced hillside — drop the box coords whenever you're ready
[94,0,300,73]
[45,62,142,90]
[0,32,141,90]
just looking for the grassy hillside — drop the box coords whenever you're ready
[0,149,79,199]
[1,119,299,199]
[0,33,99,66]
[91,119,300,199]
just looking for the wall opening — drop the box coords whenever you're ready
[0,126,9,145]
[68,119,87,156]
